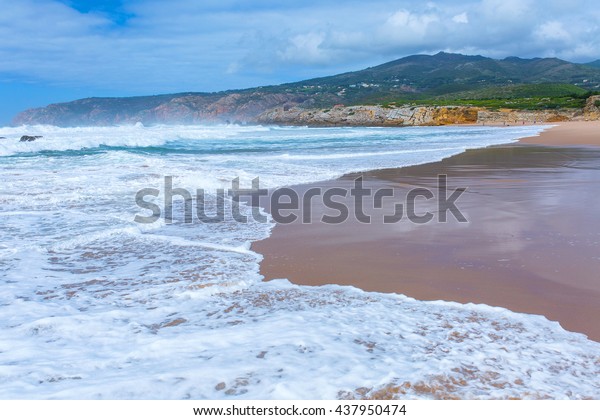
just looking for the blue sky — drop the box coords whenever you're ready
[1,0,599,124]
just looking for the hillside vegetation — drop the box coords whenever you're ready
[13,52,600,126]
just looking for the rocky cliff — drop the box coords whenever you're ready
[12,92,322,126]
[256,105,480,126]
[476,109,579,124]
[256,104,589,126]
[15,96,596,127]
[583,95,600,120]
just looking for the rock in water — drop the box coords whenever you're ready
[0,137,6,139]
[19,135,43,142]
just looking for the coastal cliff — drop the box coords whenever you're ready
[13,95,600,128]
[256,105,479,126]
[11,52,600,127]
[256,104,597,126]
[583,95,600,120]
[12,92,316,126]
[257,95,600,126]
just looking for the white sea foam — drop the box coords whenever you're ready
[1,123,598,399]
[0,124,270,157]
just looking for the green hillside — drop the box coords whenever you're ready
[403,83,593,110]
[275,52,600,92]
[13,52,600,125]
[255,52,600,108]
[585,60,600,69]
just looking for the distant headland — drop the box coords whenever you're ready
[12,52,600,127]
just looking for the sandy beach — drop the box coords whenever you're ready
[520,121,600,146]
[253,122,600,341]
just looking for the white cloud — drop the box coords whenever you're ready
[384,9,439,37]
[480,0,532,21]
[535,21,571,42]
[1,0,600,97]
[452,12,469,24]
[278,32,330,65]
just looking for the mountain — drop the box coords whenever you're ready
[283,52,600,93]
[13,52,600,126]
[585,60,600,69]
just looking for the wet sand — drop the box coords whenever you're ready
[253,123,600,341]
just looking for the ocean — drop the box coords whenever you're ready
[0,124,598,399]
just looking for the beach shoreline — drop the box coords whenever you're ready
[518,120,600,146]
[253,122,600,341]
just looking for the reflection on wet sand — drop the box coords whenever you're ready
[254,144,600,341]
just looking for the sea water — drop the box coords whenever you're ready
[0,124,598,399]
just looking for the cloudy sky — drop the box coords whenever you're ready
[1,0,599,123]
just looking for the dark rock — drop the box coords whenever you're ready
[0,137,6,139]
[19,135,43,142]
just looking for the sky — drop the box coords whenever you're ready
[1,0,599,124]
